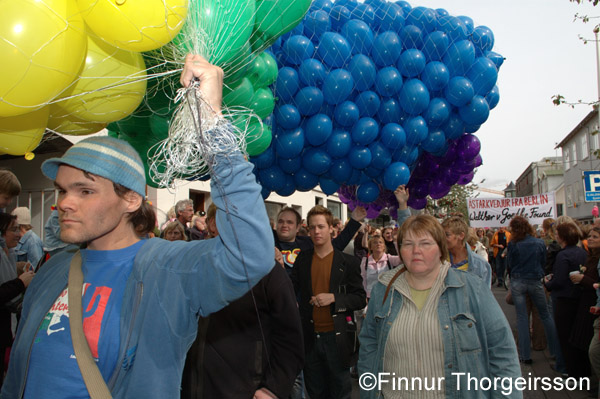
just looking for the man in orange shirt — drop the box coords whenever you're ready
[291,206,366,399]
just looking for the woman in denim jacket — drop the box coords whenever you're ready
[358,215,520,399]
[506,216,561,365]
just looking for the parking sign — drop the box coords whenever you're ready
[583,171,600,202]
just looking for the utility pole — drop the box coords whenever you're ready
[594,26,600,133]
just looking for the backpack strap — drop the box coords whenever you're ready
[68,251,113,399]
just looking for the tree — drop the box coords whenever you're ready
[570,0,599,6]
[425,182,477,222]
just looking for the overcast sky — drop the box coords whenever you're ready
[415,0,600,193]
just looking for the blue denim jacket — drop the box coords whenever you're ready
[15,230,43,267]
[1,153,275,399]
[466,244,492,287]
[506,235,546,280]
[358,265,521,399]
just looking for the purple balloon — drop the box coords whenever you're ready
[408,179,429,198]
[440,167,461,186]
[429,180,451,199]
[458,171,475,185]
[453,158,475,174]
[457,134,481,160]
[366,205,382,219]
[407,197,427,209]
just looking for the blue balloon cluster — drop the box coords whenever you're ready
[250,0,503,210]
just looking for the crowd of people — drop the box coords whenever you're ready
[0,55,599,399]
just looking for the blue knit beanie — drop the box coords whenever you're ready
[41,136,146,197]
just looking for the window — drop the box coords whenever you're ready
[577,184,584,203]
[582,135,589,160]
[572,143,577,166]
[557,203,564,217]
[327,201,341,219]
[592,131,600,151]
[567,185,573,207]
[564,148,570,171]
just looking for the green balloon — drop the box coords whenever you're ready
[252,0,311,51]
[107,129,119,138]
[149,114,170,140]
[223,43,252,87]
[114,114,151,138]
[223,78,255,109]
[251,87,275,119]
[247,52,278,89]
[246,122,272,156]
[176,0,256,66]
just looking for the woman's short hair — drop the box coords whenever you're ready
[161,221,186,240]
[368,235,386,253]
[556,223,581,247]
[509,216,534,242]
[441,216,469,245]
[397,214,448,262]
[466,229,479,247]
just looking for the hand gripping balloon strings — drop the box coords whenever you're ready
[147,79,247,189]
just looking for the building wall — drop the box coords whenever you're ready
[516,167,533,197]
[149,181,348,228]
[561,119,600,222]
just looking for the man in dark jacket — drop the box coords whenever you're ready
[181,204,304,399]
[291,205,366,399]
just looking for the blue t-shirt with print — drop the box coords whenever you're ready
[24,240,144,398]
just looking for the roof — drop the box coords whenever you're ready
[555,109,598,149]
[542,169,564,177]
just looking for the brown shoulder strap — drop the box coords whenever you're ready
[68,251,113,399]
[382,267,407,305]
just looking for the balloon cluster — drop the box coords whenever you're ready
[251,0,502,210]
[0,0,189,156]
[102,0,311,187]
[1,0,311,189]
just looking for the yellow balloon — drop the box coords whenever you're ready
[47,105,107,136]
[0,0,87,117]
[0,106,49,155]
[54,34,147,123]
[77,0,188,52]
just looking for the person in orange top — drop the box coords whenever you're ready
[491,226,512,287]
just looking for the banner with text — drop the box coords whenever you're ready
[467,192,556,228]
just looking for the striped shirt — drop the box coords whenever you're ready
[382,262,450,398]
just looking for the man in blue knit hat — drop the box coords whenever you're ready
[1,55,275,399]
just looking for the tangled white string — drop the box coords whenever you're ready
[147,80,249,189]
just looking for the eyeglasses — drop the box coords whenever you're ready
[5,226,20,234]
[401,241,436,250]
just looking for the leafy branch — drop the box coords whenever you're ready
[551,94,598,108]
[570,0,600,6]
